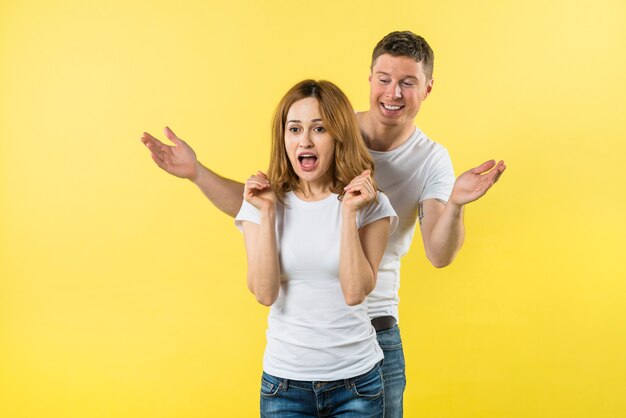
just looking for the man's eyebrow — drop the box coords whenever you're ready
[375,71,419,80]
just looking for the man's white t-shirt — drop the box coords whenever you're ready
[236,191,398,380]
[366,127,456,321]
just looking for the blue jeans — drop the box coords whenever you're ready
[376,325,406,418]
[260,363,384,417]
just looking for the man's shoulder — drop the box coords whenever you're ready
[412,125,442,146]
[399,126,449,159]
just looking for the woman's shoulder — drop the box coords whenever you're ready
[357,191,398,232]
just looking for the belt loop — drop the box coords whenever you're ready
[282,378,289,391]
[344,377,352,390]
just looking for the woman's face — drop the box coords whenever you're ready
[284,97,335,186]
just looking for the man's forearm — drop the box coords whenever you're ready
[423,158,506,266]
[424,203,465,268]
[192,162,245,218]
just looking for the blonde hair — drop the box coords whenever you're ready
[268,80,376,202]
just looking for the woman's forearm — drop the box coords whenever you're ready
[339,210,376,306]
[247,208,281,306]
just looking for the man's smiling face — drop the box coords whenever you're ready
[369,54,433,128]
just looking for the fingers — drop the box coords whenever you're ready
[356,176,375,193]
[470,160,496,175]
[484,160,506,185]
[141,132,170,156]
[344,169,373,191]
[355,182,376,200]
[141,132,165,148]
[489,161,506,184]
[345,177,374,194]
[150,152,168,171]
[244,173,276,211]
[244,173,271,195]
[164,126,183,146]
[251,172,270,187]
[344,174,376,205]
[475,160,506,197]
[141,132,169,165]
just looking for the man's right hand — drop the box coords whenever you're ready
[141,126,199,181]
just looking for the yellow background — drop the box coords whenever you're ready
[1,0,625,417]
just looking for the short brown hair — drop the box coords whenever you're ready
[268,80,376,202]
[371,31,434,80]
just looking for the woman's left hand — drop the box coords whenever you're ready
[342,169,376,213]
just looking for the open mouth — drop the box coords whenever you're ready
[381,103,404,112]
[298,154,318,171]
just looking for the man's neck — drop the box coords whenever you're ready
[357,111,416,152]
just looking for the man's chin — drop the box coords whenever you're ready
[376,111,404,126]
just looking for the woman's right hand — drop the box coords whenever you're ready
[244,171,276,211]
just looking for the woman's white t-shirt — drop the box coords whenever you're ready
[236,191,397,380]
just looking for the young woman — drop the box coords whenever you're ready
[236,80,398,417]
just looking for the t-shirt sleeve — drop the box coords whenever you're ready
[357,191,398,235]
[234,200,260,232]
[420,146,455,203]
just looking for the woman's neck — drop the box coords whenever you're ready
[295,178,333,201]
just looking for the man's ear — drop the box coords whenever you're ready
[425,78,434,98]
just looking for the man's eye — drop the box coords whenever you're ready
[402,82,415,87]
[379,78,390,84]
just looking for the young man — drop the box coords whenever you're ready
[141,31,505,417]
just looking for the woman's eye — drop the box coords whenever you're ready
[314,126,326,133]
[289,127,299,133]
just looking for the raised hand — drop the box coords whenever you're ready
[342,169,376,212]
[244,171,276,211]
[141,127,199,180]
[449,160,506,206]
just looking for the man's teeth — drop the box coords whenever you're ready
[383,104,402,110]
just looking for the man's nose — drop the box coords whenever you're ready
[387,81,402,99]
